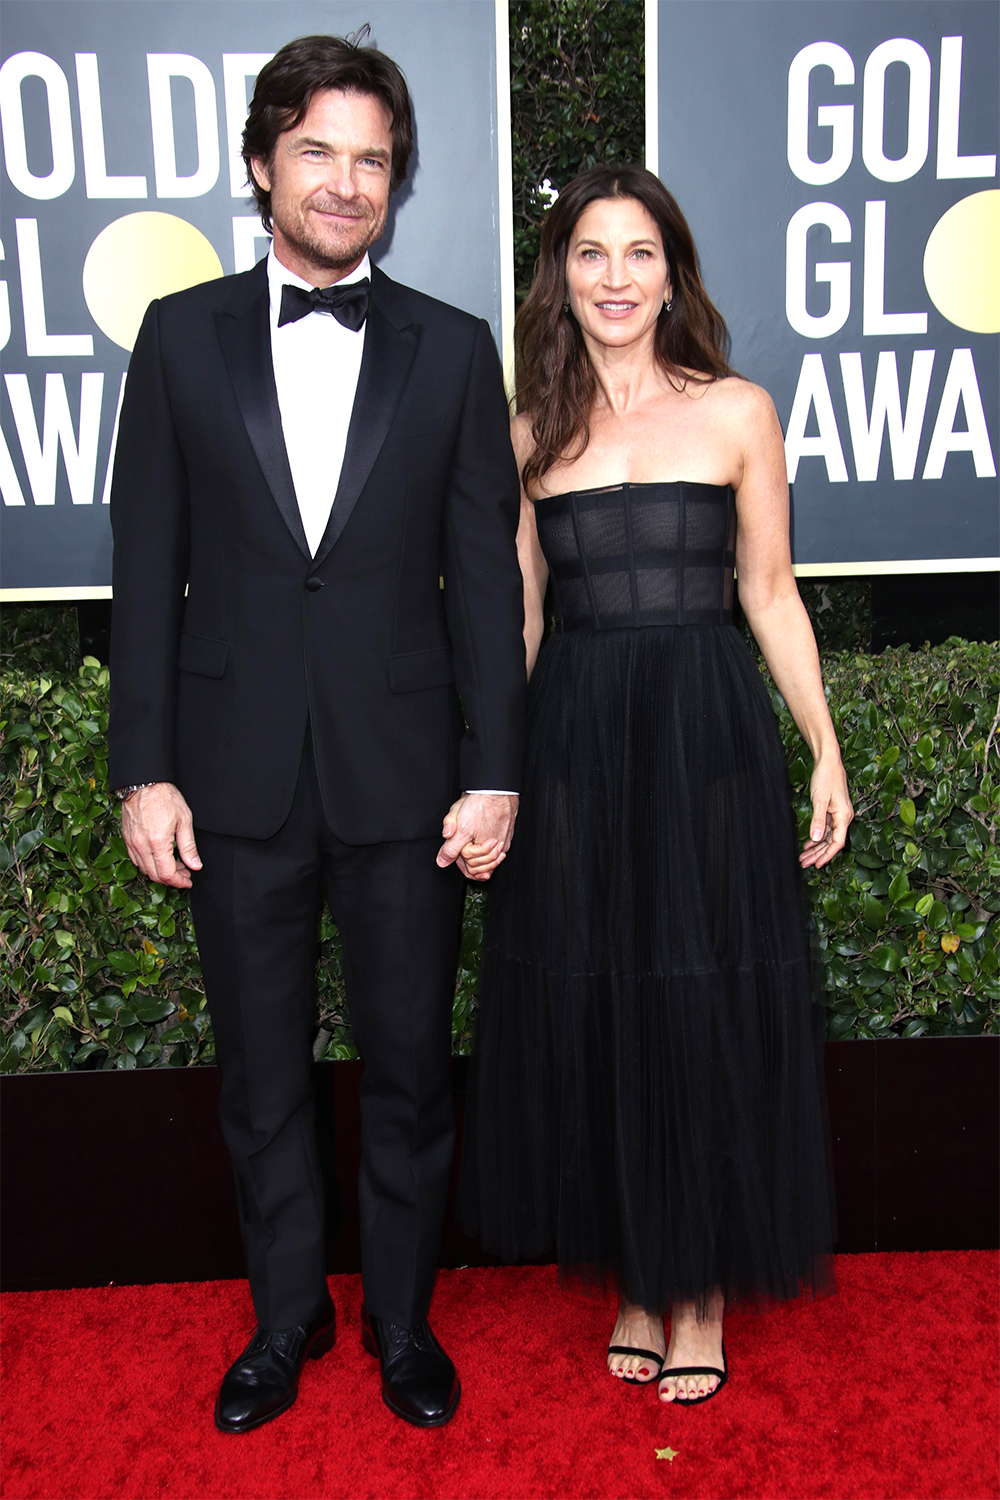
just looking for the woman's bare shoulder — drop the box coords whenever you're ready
[707,374,778,423]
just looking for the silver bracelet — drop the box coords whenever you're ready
[114,782,157,802]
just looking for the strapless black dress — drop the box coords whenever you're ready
[462,482,834,1310]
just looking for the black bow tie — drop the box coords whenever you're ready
[278,278,370,331]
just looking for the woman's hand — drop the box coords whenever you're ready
[800,754,853,869]
[459,838,506,881]
[438,793,518,877]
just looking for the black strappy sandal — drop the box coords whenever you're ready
[607,1345,666,1385]
[658,1341,728,1405]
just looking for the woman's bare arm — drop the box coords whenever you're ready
[511,413,550,679]
[730,383,853,868]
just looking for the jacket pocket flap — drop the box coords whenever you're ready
[178,633,229,679]
[387,647,454,693]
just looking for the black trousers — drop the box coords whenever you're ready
[189,735,465,1330]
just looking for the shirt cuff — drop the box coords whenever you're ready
[465,789,518,796]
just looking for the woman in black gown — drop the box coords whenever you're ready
[460,166,852,1403]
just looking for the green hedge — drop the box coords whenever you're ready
[2,629,996,1072]
[783,640,999,1038]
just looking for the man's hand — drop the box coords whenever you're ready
[437,793,518,881]
[121,782,202,889]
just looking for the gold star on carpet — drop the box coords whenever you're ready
[656,1447,679,1462]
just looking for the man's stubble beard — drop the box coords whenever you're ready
[273,194,387,275]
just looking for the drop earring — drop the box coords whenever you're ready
[664,298,673,312]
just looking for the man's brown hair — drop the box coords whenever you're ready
[242,27,413,230]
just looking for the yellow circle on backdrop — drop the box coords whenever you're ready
[83,212,223,351]
[923,190,1000,335]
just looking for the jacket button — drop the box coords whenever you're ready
[305,577,323,592]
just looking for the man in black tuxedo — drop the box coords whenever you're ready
[108,33,524,1433]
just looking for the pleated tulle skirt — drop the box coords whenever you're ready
[461,623,834,1311]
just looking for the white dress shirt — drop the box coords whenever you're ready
[266,248,514,800]
[267,247,370,557]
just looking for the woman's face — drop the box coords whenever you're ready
[564,196,672,351]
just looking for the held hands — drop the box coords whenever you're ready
[121,782,202,889]
[437,792,519,882]
[800,755,854,870]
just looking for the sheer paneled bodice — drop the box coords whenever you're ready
[534,481,735,631]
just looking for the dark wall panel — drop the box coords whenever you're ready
[2,1041,997,1292]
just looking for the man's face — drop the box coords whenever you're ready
[251,88,393,285]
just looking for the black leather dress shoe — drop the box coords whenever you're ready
[361,1306,460,1427]
[215,1296,336,1434]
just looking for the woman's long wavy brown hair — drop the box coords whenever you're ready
[516,165,733,492]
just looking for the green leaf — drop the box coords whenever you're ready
[822,893,844,922]
[862,896,887,930]
[887,871,910,904]
[869,944,902,973]
[106,951,139,973]
[899,798,916,828]
[131,997,175,1023]
[121,1025,147,1056]
[14,827,46,860]
[89,992,123,1019]
[51,1005,75,1025]
[159,1022,198,1044]
[787,756,808,787]
[72,1042,105,1066]
[56,691,83,720]
[914,893,934,917]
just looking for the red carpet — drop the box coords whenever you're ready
[2,1253,997,1500]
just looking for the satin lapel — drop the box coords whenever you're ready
[215,269,310,559]
[311,288,420,569]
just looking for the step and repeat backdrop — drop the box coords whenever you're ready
[649,0,998,574]
[0,0,511,597]
[2,1,997,594]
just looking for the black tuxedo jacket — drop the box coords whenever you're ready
[108,260,525,843]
